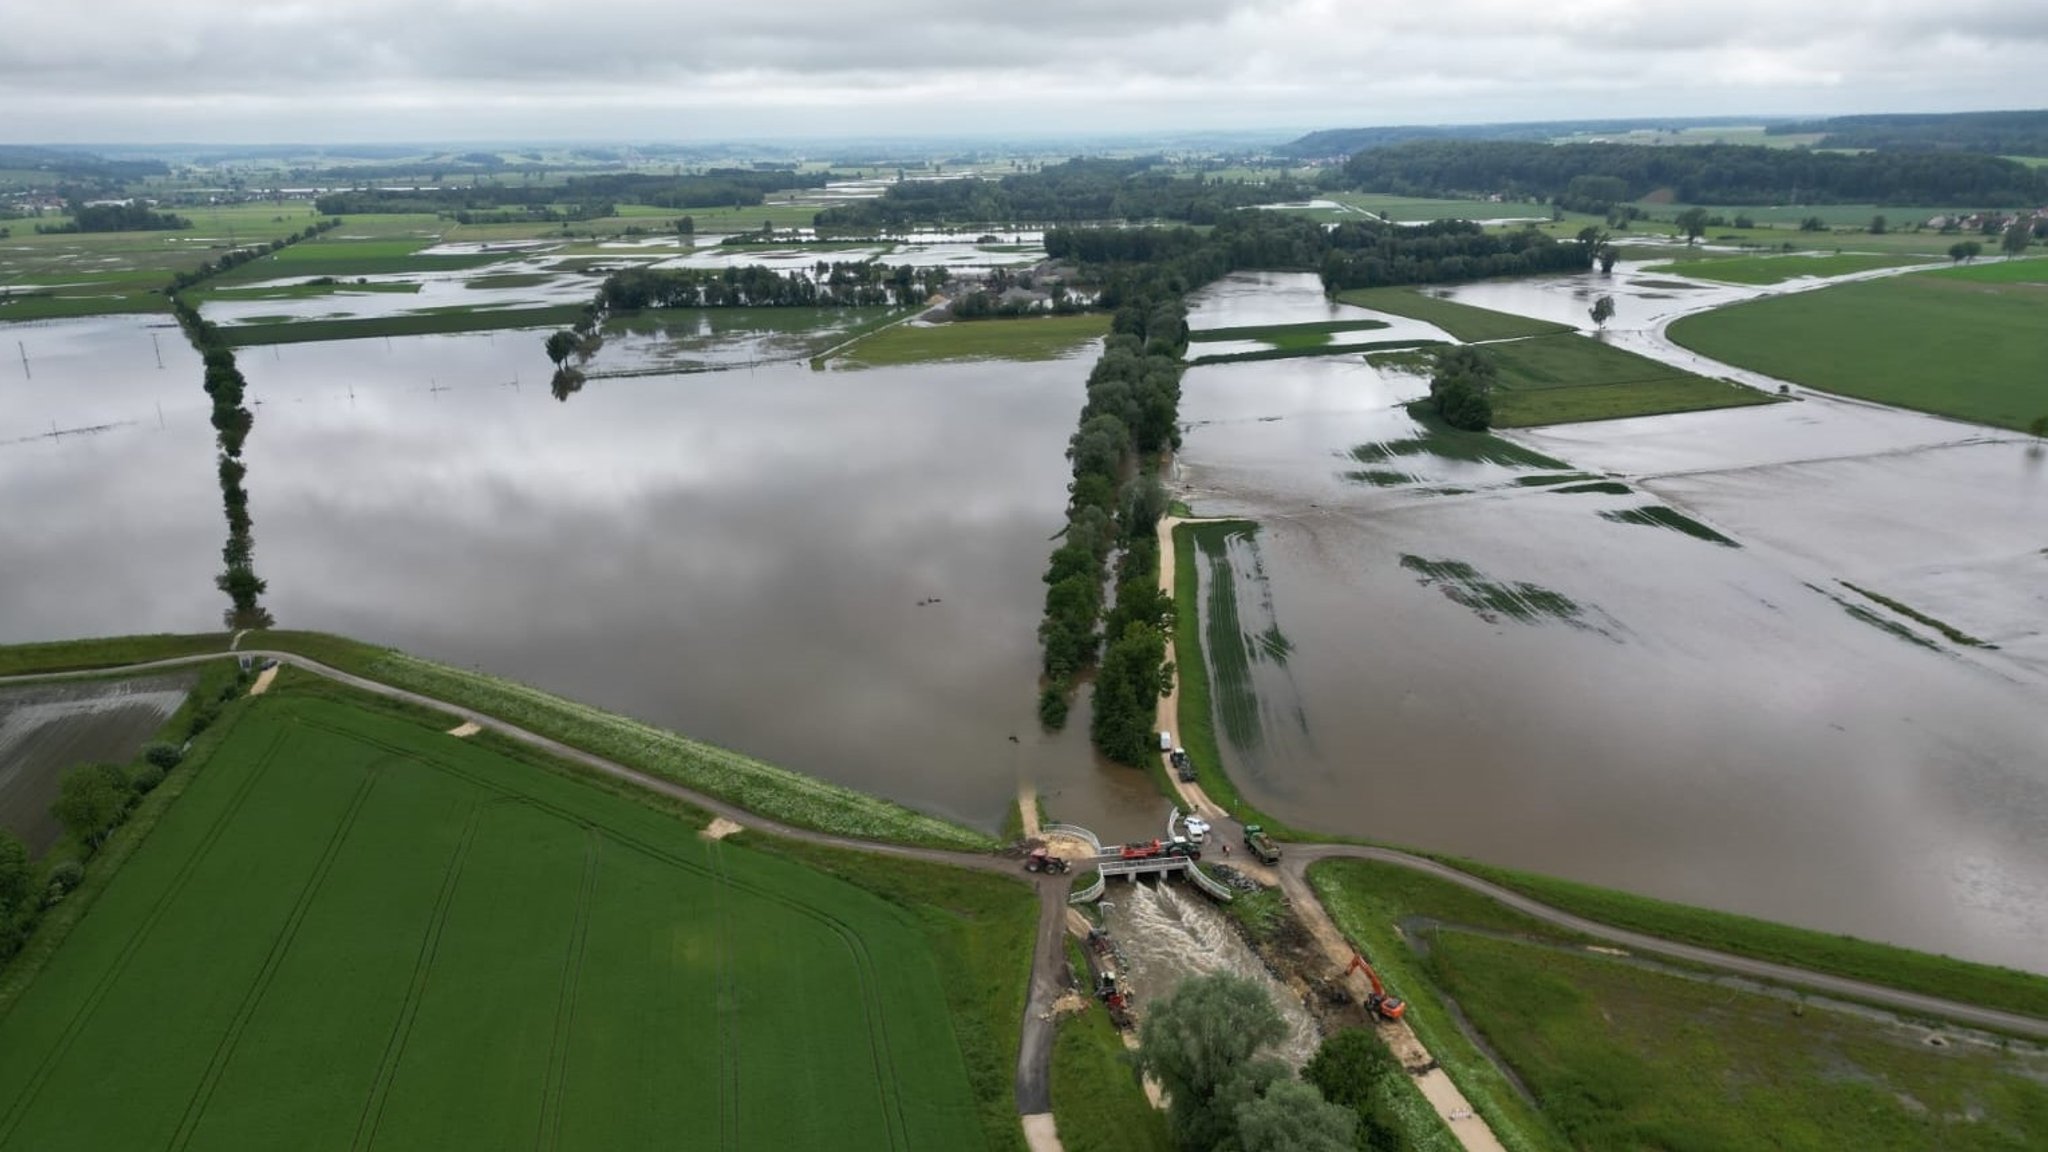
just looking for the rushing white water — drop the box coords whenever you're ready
[1100,879,1321,1068]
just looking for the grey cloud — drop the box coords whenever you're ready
[0,0,2042,142]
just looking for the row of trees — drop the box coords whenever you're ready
[166,217,341,292]
[36,199,190,233]
[1333,140,2048,208]
[817,158,1313,230]
[1136,973,1409,1151]
[1318,219,1595,290]
[162,224,345,627]
[593,262,946,311]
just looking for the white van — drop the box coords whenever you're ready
[1159,731,1173,752]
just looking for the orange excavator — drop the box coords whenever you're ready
[1348,952,1406,1021]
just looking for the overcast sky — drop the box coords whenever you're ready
[5,0,2044,145]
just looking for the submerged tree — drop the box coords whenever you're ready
[1675,206,1710,245]
[1590,294,1616,330]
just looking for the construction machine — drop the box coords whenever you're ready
[1024,847,1070,874]
[1347,952,1406,1021]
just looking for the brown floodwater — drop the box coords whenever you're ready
[1176,272,2048,973]
[0,674,194,853]
[0,315,1168,842]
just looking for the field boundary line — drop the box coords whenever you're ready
[166,762,387,1152]
[349,800,486,1152]
[535,830,601,1152]
[0,724,290,1145]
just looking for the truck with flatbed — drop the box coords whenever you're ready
[1243,824,1281,865]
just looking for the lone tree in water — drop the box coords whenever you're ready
[1590,294,1616,330]
[544,329,578,368]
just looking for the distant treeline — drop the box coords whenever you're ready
[1046,211,1596,296]
[594,262,947,310]
[1281,118,1757,158]
[1769,110,2048,158]
[1331,140,2048,207]
[0,144,171,184]
[814,158,1311,229]
[313,169,826,216]
[36,200,191,233]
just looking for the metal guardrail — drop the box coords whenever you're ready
[1042,822,1103,856]
[1185,862,1236,902]
[1068,873,1106,904]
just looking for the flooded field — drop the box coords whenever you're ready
[1173,272,2048,973]
[0,675,193,852]
[0,313,1167,840]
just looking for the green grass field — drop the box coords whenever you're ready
[0,690,1004,1151]
[1335,288,1573,342]
[1667,268,2048,431]
[1640,252,1935,284]
[1186,318,1391,344]
[1313,859,2048,1152]
[218,305,589,347]
[1479,335,1777,427]
[833,314,1109,367]
[1050,1001,1171,1152]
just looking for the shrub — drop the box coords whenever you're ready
[130,763,167,794]
[43,859,84,907]
[143,742,184,770]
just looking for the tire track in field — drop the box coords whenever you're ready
[534,830,600,1152]
[348,801,485,1152]
[165,760,387,1152]
[708,836,740,1152]
[307,718,943,1151]
[0,724,290,1146]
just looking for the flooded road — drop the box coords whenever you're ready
[1173,273,2048,973]
[0,315,1166,840]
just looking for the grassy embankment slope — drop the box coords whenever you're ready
[0,674,1032,1151]
[1667,259,2048,431]
[0,631,994,852]
[1313,859,2048,1152]
[831,313,1111,367]
[1339,286,1772,425]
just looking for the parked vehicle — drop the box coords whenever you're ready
[1243,824,1282,864]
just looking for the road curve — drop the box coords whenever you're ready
[1283,844,2048,1041]
[0,651,1076,1130]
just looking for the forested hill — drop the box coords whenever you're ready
[1332,140,2048,207]
[1282,118,1753,158]
[1767,110,2048,158]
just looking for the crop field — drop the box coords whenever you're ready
[0,675,194,853]
[1336,287,1572,342]
[1478,334,1776,427]
[1667,267,2048,431]
[0,692,997,1151]
[0,203,324,317]
[832,313,1109,368]
[1640,251,1934,284]
[1312,859,2048,1152]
